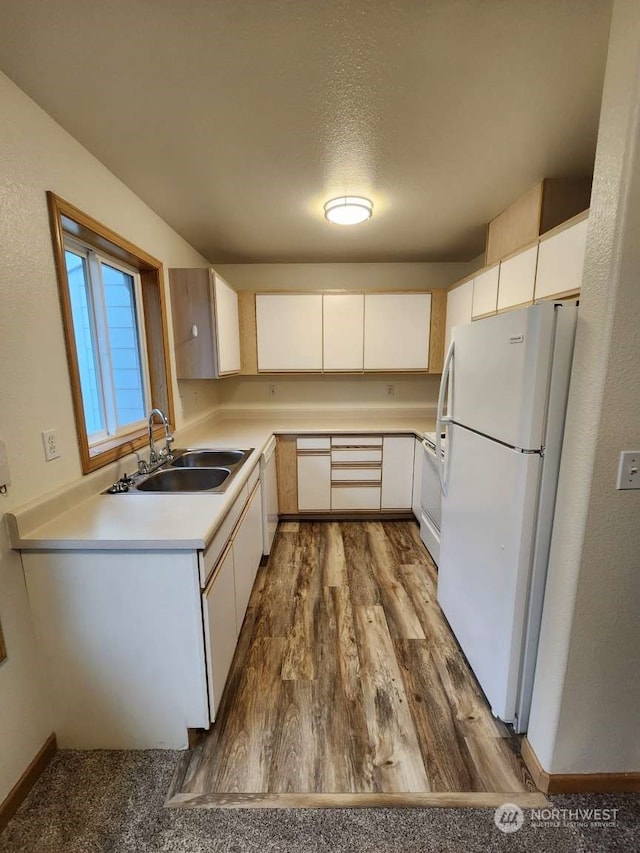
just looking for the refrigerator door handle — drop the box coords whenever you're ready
[436,340,454,495]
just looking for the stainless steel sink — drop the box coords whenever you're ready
[170,449,248,468]
[135,466,231,493]
[105,447,254,495]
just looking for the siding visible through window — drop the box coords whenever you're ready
[63,242,150,446]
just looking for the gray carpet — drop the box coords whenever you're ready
[0,751,638,853]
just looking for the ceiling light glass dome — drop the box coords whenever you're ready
[324,196,373,225]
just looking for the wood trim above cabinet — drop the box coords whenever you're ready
[428,289,447,373]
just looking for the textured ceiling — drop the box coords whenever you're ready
[0,0,612,263]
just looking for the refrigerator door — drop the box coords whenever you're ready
[450,302,557,450]
[437,423,541,723]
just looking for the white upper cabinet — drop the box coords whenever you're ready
[535,216,588,301]
[323,293,364,371]
[445,279,473,354]
[212,273,241,375]
[256,293,323,371]
[471,265,500,319]
[363,293,431,370]
[169,268,241,379]
[497,244,538,312]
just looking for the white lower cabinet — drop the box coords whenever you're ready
[203,479,264,722]
[381,436,415,509]
[202,542,238,722]
[297,453,331,510]
[232,482,263,631]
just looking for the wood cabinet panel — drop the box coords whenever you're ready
[256,293,323,371]
[363,293,431,370]
[497,245,538,311]
[169,269,216,378]
[169,268,240,378]
[471,266,499,319]
[323,293,364,370]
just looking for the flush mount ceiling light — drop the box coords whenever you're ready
[324,196,373,225]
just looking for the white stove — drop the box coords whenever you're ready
[419,431,445,565]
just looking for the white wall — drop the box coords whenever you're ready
[218,373,441,415]
[216,260,476,292]
[0,71,214,802]
[528,0,640,775]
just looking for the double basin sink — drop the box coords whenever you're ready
[121,448,253,494]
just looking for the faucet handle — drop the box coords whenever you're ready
[135,452,150,474]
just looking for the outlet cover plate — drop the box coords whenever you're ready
[42,429,61,462]
[616,450,640,489]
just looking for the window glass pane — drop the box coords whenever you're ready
[101,263,145,428]
[64,250,105,436]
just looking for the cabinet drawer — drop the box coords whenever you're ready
[331,466,382,482]
[199,484,248,587]
[331,435,383,447]
[296,436,330,451]
[331,448,382,464]
[331,486,381,511]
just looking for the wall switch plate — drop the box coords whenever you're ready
[42,429,61,462]
[268,384,277,397]
[616,450,640,489]
[386,384,395,397]
[0,439,10,492]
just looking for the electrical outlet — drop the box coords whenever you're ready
[269,384,277,398]
[42,429,61,462]
[616,450,640,489]
[386,384,395,397]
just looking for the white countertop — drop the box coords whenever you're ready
[9,414,429,552]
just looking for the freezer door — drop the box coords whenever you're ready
[437,424,541,723]
[450,302,557,449]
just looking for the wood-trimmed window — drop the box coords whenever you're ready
[47,193,175,474]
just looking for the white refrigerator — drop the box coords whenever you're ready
[436,301,577,733]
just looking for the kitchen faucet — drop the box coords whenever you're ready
[147,408,174,466]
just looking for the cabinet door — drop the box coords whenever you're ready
[323,293,364,370]
[202,543,237,722]
[535,217,588,301]
[471,265,500,319]
[445,280,473,354]
[297,453,331,510]
[256,293,323,371]
[169,268,216,379]
[497,245,538,312]
[233,482,263,631]
[212,273,241,374]
[363,293,431,370]
[411,437,423,519]
[381,436,415,509]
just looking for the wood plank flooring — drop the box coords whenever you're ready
[168,521,541,808]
